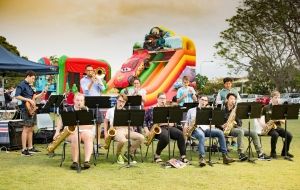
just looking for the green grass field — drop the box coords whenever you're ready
[0,120,300,190]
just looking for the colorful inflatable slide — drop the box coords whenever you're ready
[107,28,196,107]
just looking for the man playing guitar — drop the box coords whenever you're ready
[15,70,47,156]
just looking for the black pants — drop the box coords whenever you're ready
[268,127,293,154]
[155,126,186,156]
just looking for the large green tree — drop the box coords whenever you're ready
[215,0,300,92]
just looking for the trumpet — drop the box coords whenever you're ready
[104,127,116,149]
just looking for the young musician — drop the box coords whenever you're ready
[103,93,144,164]
[184,95,234,167]
[215,77,241,106]
[176,76,197,106]
[15,71,46,156]
[126,77,146,105]
[258,91,293,159]
[220,93,271,161]
[144,92,189,163]
[80,65,105,96]
[54,93,94,170]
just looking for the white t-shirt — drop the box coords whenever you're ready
[186,107,210,131]
[105,107,115,127]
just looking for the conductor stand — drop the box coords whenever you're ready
[237,102,262,163]
[113,109,145,168]
[271,104,299,161]
[61,109,95,173]
[85,96,114,157]
[196,107,225,166]
[153,106,184,160]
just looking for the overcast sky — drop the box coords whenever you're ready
[0,0,243,79]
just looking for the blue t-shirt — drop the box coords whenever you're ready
[15,80,34,107]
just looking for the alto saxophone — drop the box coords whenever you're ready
[223,105,237,136]
[186,118,196,138]
[47,126,76,153]
[261,120,278,135]
[144,124,161,146]
[104,127,116,149]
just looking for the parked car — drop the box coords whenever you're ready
[256,95,270,106]
[280,93,300,104]
[240,94,260,103]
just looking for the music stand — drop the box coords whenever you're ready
[113,109,145,168]
[41,95,64,131]
[124,96,142,109]
[61,109,95,173]
[195,108,225,166]
[153,106,184,160]
[271,104,299,161]
[236,102,262,163]
[85,96,115,156]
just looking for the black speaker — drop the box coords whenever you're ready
[7,120,23,150]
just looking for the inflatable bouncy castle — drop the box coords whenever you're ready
[107,27,196,107]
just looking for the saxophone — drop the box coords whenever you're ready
[223,105,237,136]
[47,125,76,153]
[186,118,196,138]
[261,120,278,135]
[104,127,116,149]
[144,124,161,146]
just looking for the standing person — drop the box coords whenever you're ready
[126,77,146,107]
[15,71,47,156]
[257,91,293,159]
[215,77,241,106]
[220,93,271,161]
[80,65,105,96]
[176,76,197,106]
[103,93,144,164]
[54,93,94,170]
[80,65,105,145]
[144,92,189,163]
[184,94,234,167]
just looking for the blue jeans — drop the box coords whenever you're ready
[192,128,227,157]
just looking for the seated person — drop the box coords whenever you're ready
[54,93,94,170]
[144,92,189,164]
[103,93,144,164]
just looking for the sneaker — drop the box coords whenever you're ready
[258,153,271,161]
[199,156,206,167]
[70,162,79,170]
[281,152,294,158]
[154,155,163,163]
[222,154,235,164]
[180,156,190,164]
[270,152,277,159]
[83,161,91,169]
[28,147,41,154]
[117,154,125,165]
[231,141,237,147]
[124,152,137,164]
[21,149,32,156]
[239,153,248,161]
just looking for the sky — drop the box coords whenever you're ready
[0,0,243,79]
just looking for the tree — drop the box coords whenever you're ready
[194,74,208,93]
[215,0,300,92]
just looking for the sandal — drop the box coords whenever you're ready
[154,156,163,163]
[180,156,190,164]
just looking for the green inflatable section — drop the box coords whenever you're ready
[139,52,164,83]
[57,55,68,94]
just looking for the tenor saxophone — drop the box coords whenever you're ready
[104,127,116,149]
[186,118,196,138]
[223,106,237,136]
[144,124,161,146]
[261,120,278,135]
[47,126,76,153]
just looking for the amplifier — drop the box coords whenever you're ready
[0,120,23,150]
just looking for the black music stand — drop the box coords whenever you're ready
[85,96,115,156]
[195,107,225,166]
[153,106,184,160]
[271,104,299,161]
[236,102,262,163]
[61,109,95,173]
[113,109,145,168]
[124,96,142,109]
[41,95,64,131]
[183,102,198,110]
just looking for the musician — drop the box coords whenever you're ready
[103,93,144,164]
[54,93,94,170]
[220,93,270,161]
[144,92,189,163]
[257,91,293,159]
[126,77,146,105]
[215,77,241,106]
[80,65,105,96]
[176,76,197,106]
[15,71,46,156]
[184,95,234,166]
